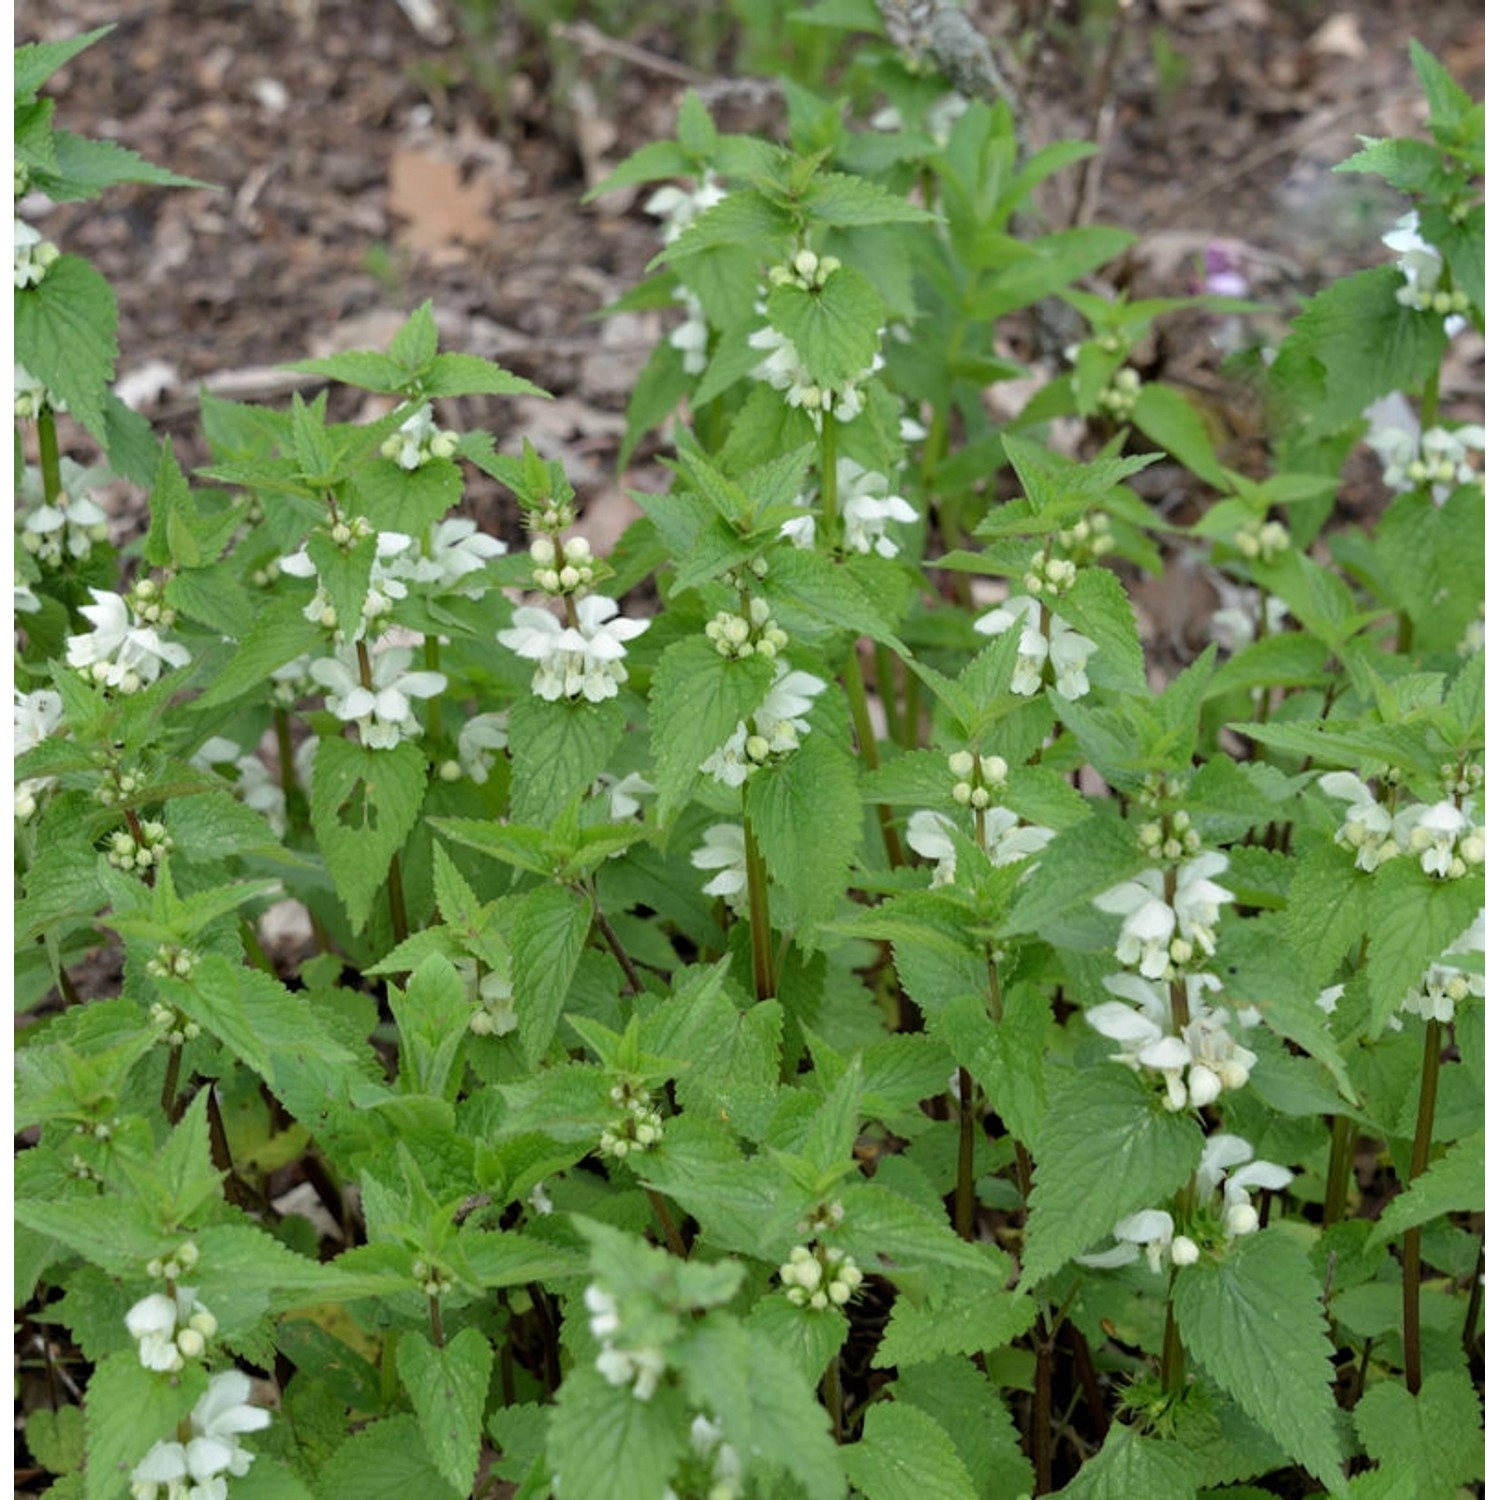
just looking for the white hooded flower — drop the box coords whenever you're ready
[667,286,711,374]
[498,595,649,703]
[391,517,506,596]
[790,459,920,559]
[974,594,1099,701]
[691,823,749,908]
[1368,423,1484,503]
[1094,871,1177,978]
[1076,1209,1196,1274]
[130,1371,269,1500]
[906,806,1053,887]
[457,712,509,783]
[308,644,445,749]
[1318,772,1397,870]
[66,589,192,693]
[1394,799,1477,880]
[754,660,826,751]
[124,1287,218,1374]
[19,460,111,565]
[645,174,726,244]
[1383,212,1466,334]
[1196,1133,1293,1240]
[1401,912,1485,1023]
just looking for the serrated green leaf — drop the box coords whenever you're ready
[1282,838,1369,983]
[511,883,593,1065]
[396,1328,492,1496]
[15,256,118,442]
[314,1414,460,1500]
[196,596,325,711]
[891,1356,1031,1499]
[85,1354,207,1500]
[1334,137,1453,195]
[26,1403,86,1476]
[1174,1230,1344,1489]
[747,732,862,940]
[766,265,885,386]
[309,738,428,933]
[1024,1065,1203,1287]
[507,692,625,826]
[1130,382,1231,489]
[547,1368,685,1500]
[1368,1129,1483,1246]
[16,28,114,100]
[392,954,470,1101]
[421,352,548,398]
[1354,1369,1482,1495]
[286,351,406,391]
[1052,1425,1196,1500]
[1365,860,1483,1030]
[802,172,932,226]
[842,1401,980,1500]
[1057,565,1147,693]
[1002,808,1145,939]
[648,635,774,816]
[876,1262,1033,1365]
[762,547,904,649]
[744,1292,849,1386]
[938,988,1047,1150]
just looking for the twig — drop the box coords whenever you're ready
[550,20,716,88]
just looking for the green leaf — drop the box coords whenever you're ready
[26,1403,86,1476]
[1283,837,1369,983]
[876,1262,1033,1365]
[1023,1065,1203,1287]
[1130,383,1231,489]
[1174,1230,1344,1489]
[16,28,113,100]
[1354,1369,1483,1496]
[747,732,862,941]
[677,1316,845,1500]
[39,131,207,200]
[1334,137,1454,195]
[1365,860,1484,1031]
[310,739,428,933]
[762,548,905,649]
[648,635,774,816]
[937,989,1047,1150]
[1368,1129,1483,1246]
[196,596,325,710]
[422,352,548,398]
[1001,808,1146,939]
[85,1353,207,1500]
[15,255,118,442]
[314,1414,460,1500]
[744,1292,848,1386]
[766,265,885,386]
[1052,1425,1196,1500]
[1057,564,1147,693]
[396,1328,493,1496]
[392,955,471,1101]
[842,1402,979,1500]
[547,1368,685,1500]
[1408,40,1477,139]
[507,692,625,826]
[803,172,932,226]
[890,1356,1031,1500]
[511,883,594,1065]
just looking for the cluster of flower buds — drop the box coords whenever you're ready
[15,219,60,288]
[1097,366,1141,418]
[380,404,459,471]
[1136,774,1187,813]
[127,576,175,630]
[1441,761,1483,799]
[326,514,374,553]
[1059,512,1114,562]
[146,944,200,983]
[704,598,788,661]
[105,820,172,873]
[768,247,841,292]
[778,1244,863,1312]
[148,1002,201,1047]
[125,1246,219,1373]
[529,534,597,596]
[1234,519,1291,561]
[796,1199,846,1237]
[1023,548,1077,599]
[1137,808,1202,863]
[599,1082,664,1160]
[94,765,145,808]
[466,965,518,1038]
[249,556,280,588]
[410,1258,456,1299]
[948,749,1008,809]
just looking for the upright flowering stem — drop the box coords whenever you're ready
[1323,1114,1356,1225]
[354,641,410,944]
[819,418,840,545]
[427,1295,446,1348]
[646,1188,687,1258]
[1402,1017,1444,1394]
[37,406,64,507]
[843,641,904,869]
[273,708,301,829]
[822,1356,843,1444]
[741,797,776,1003]
[423,635,442,741]
[954,1067,976,1240]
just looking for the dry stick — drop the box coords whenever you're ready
[589,884,645,996]
[550,19,716,86]
[1069,0,1132,229]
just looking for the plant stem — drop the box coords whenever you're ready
[1160,1293,1186,1397]
[819,417,840,545]
[645,1186,687,1258]
[843,641,904,868]
[427,1294,446,1348]
[954,1067,976,1240]
[37,406,63,505]
[387,853,409,946]
[423,634,443,742]
[821,1356,843,1443]
[161,1044,184,1123]
[273,708,302,830]
[1401,1016,1444,1394]
[742,797,776,1002]
[588,884,645,995]
[1323,1113,1355,1225]
[1461,1238,1483,1363]
[1031,1316,1053,1493]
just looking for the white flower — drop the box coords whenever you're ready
[1094,871,1177,978]
[66,589,191,693]
[497,595,649,703]
[19,460,111,565]
[1196,1133,1293,1239]
[597,771,654,823]
[124,1287,218,1375]
[15,688,64,756]
[308,644,445,749]
[691,823,748,908]
[193,738,289,837]
[667,286,711,374]
[906,806,1054,886]
[1318,772,1397,870]
[1368,423,1484,503]
[457,712,509,783]
[381,404,456,470]
[700,720,754,788]
[15,217,59,288]
[974,595,1098,701]
[1172,851,1234,958]
[584,1283,667,1401]
[15,572,42,614]
[645,174,726,244]
[1209,585,1289,655]
[754,660,826,751]
[1395,799,1476,879]
[391,518,506,596]
[1401,912,1484,1023]
[130,1371,269,1500]
[746,321,881,430]
[1076,1209,1195,1274]
[1383,212,1466,334]
[783,459,918,559]
[281,531,412,639]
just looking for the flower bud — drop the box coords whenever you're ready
[1224,1202,1259,1238]
[947,750,974,779]
[1170,1235,1200,1267]
[529,538,554,564]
